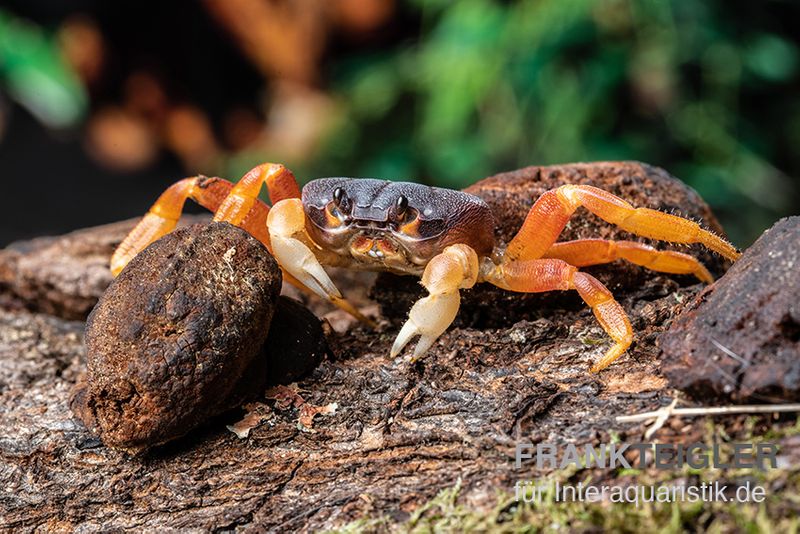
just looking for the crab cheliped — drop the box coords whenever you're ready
[111,163,740,372]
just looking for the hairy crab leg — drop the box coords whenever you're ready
[542,238,714,283]
[482,258,633,372]
[212,163,300,225]
[505,185,740,263]
[110,176,244,276]
[391,244,479,360]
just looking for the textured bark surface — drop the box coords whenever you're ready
[661,217,800,402]
[0,162,748,531]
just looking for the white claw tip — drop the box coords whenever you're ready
[391,320,418,359]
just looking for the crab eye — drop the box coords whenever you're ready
[333,187,346,206]
[395,195,409,219]
[331,187,351,215]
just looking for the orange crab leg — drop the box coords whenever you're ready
[281,272,374,326]
[213,164,373,325]
[505,185,740,263]
[213,163,300,225]
[112,164,371,324]
[113,164,297,276]
[483,258,633,372]
[543,239,714,283]
[110,177,254,276]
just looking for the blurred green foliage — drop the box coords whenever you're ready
[308,0,798,246]
[0,9,86,128]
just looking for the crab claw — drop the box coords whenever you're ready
[390,291,460,360]
[391,244,479,361]
[270,235,342,301]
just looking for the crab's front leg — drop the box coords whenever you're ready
[268,198,343,303]
[268,198,374,327]
[391,244,479,360]
[227,165,370,324]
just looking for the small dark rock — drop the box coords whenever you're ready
[661,217,800,402]
[262,296,329,386]
[374,161,729,326]
[78,222,282,453]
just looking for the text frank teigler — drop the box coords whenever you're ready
[513,441,778,506]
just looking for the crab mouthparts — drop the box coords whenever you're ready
[351,235,400,259]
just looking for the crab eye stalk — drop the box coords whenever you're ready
[395,195,409,219]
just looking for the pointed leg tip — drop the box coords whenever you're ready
[589,359,613,373]
[590,342,629,373]
[696,270,715,284]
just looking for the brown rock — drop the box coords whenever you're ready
[0,215,208,320]
[72,294,328,452]
[661,217,800,402]
[78,222,282,453]
[374,161,730,326]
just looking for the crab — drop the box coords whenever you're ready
[111,163,740,372]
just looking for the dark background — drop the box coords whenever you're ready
[1,0,798,247]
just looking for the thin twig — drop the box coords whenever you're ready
[643,398,678,440]
[617,403,800,424]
